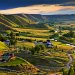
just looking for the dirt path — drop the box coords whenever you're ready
[46,54,73,75]
[0,67,16,72]
[66,54,73,69]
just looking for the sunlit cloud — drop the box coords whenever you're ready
[0,4,75,14]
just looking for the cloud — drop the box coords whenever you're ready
[46,10,75,15]
[61,1,75,6]
[0,4,75,14]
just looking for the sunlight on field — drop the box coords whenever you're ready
[16,41,35,48]
[0,57,25,66]
[52,41,73,50]
[52,41,66,46]
[14,28,50,38]
[57,45,73,50]
[14,28,49,32]
[17,36,47,41]
[0,41,8,51]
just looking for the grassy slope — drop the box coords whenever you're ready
[15,51,69,72]
[16,41,35,48]
[0,57,39,74]
[0,57,25,66]
[0,14,75,31]
[14,28,51,40]
[0,14,49,31]
[52,41,73,50]
[0,41,8,51]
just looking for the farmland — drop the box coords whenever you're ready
[0,14,75,75]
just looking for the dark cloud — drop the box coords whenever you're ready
[0,0,75,10]
[61,1,75,6]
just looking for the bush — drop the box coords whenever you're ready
[63,30,75,38]
[59,36,74,43]
[25,39,33,42]
[10,39,17,45]
[31,44,46,54]
[62,66,75,75]
[31,48,35,55]
[49,30,55,33]
[0,34,6,42]
[68,67,75,75]
[50,33,59,39]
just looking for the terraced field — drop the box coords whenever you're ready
[15,50,69,72]
[0,57,39,74]
[14,28,50,38]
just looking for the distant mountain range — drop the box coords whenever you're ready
[0,14,75,31]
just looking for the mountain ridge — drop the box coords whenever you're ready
[0,14,75,31]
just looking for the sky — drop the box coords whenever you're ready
[0,0,75,15]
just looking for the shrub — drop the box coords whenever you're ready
[49,30,55,33]
[25,39,33,42]
[63,30,75,38]
[68,67,75,75]
[50,33,59,39]
[31,44,46,54]
[0,34,6,42]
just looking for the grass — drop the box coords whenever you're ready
[52,41,66,46]
[0,57,39,74]
[0,57,26,66]
[16,36,47,41]
[40,52,69,65]
[0,72,35,75]
[52,41,73,50]
[16,41,35,48]
[15,51,69,72]
[16,40,73,51]
[13,28,49,32]
[71,53,75,66]
[16,51,69,68]
[14,28,50,39]
[0,41,8,51]
[56,45,73,50]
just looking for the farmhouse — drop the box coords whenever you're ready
[1,53,15,62]
[4,40,10,45]
[34,40,53,48]
[46,40,53,48]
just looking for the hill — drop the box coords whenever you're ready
[0,14,75,31]
[0,14,48,31]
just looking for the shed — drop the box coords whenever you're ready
[1,53,15,62]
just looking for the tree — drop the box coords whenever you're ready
[31,44,46,54]
[49,30,55,33]
[62,68,68,75]
[59,26,62,35]
[9,31,17,46]
[31,48,35,55]
[50,33,59,39]
[68,66,74,75]
[0,34,6,42]
[63,30,75,38]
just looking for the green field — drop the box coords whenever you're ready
[0,57,26,66]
